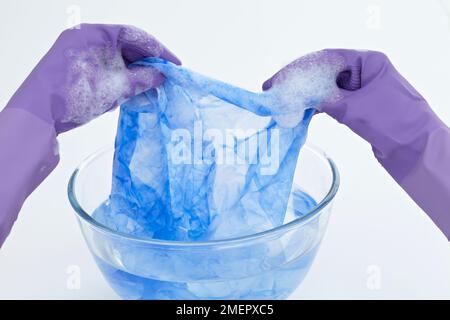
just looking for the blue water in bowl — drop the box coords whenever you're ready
[92,190,319,299]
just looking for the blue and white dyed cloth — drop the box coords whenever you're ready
[94,57,339,241]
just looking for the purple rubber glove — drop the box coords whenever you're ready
[264,49,450,240]
[0,24,180,247]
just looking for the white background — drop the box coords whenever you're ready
[1,0,450,299]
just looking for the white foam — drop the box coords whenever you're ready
[62,46,130,124]
[269,51,345,128]
[119,26,164,58]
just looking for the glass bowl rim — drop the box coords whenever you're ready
[68,144,339,248]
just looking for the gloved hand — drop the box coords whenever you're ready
[263,49,450,240]
[0,24,180,247]
[5,23,180,133]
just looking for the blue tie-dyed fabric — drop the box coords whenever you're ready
[94,58,316,241]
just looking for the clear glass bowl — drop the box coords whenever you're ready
[68,144,339,300]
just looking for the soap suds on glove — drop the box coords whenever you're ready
[63,46,130,124]
[268,51,344,128]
